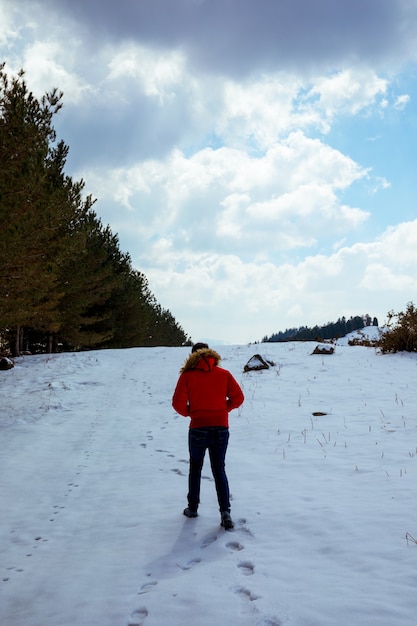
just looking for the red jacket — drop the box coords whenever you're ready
[172,348,244,428]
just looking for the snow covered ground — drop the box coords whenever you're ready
[1,332,417,626]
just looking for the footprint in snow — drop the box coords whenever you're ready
[176,557,202,571]
[200,533,218,548]
[226,540,244,552]
[127,606,148,625]
[235,586,260,602]
[238,560,255,576]
[258,618,283,626]
[138,580,157,595]
[236,518,254,537]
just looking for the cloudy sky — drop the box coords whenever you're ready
[2,0,417,344]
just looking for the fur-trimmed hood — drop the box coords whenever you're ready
[180,348,221,373]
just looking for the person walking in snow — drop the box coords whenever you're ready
[172,342,244,530]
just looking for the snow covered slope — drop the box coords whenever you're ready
[1,342,416,625]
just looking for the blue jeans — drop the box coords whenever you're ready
[188,427,230,512]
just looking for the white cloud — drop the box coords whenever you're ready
[0,3,19,47]
[21,41,92,104]
[107,44,187,103]
[81,130,369,267]
[304,68,388,121]
[376,221,417,265]
[394,93,410,109]
[0,3,94,105]
[361,263,416,290]
[216,76,304,148]
[211,70,389,150]
[217,194,248,239]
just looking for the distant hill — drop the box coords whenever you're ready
[262,315,379,343]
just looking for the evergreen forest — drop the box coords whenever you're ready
[0,64,188,356]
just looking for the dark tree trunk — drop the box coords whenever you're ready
[12,325,21,357]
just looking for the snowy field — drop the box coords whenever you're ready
[1,333,417,626]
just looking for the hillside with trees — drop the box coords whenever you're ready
[262,314,379,343]
[0,64,188,355]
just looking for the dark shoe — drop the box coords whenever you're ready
[221,510,234,530]
[183,507,198,518]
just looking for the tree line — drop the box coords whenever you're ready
[0,64,189,356]
[262,314,379,343]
